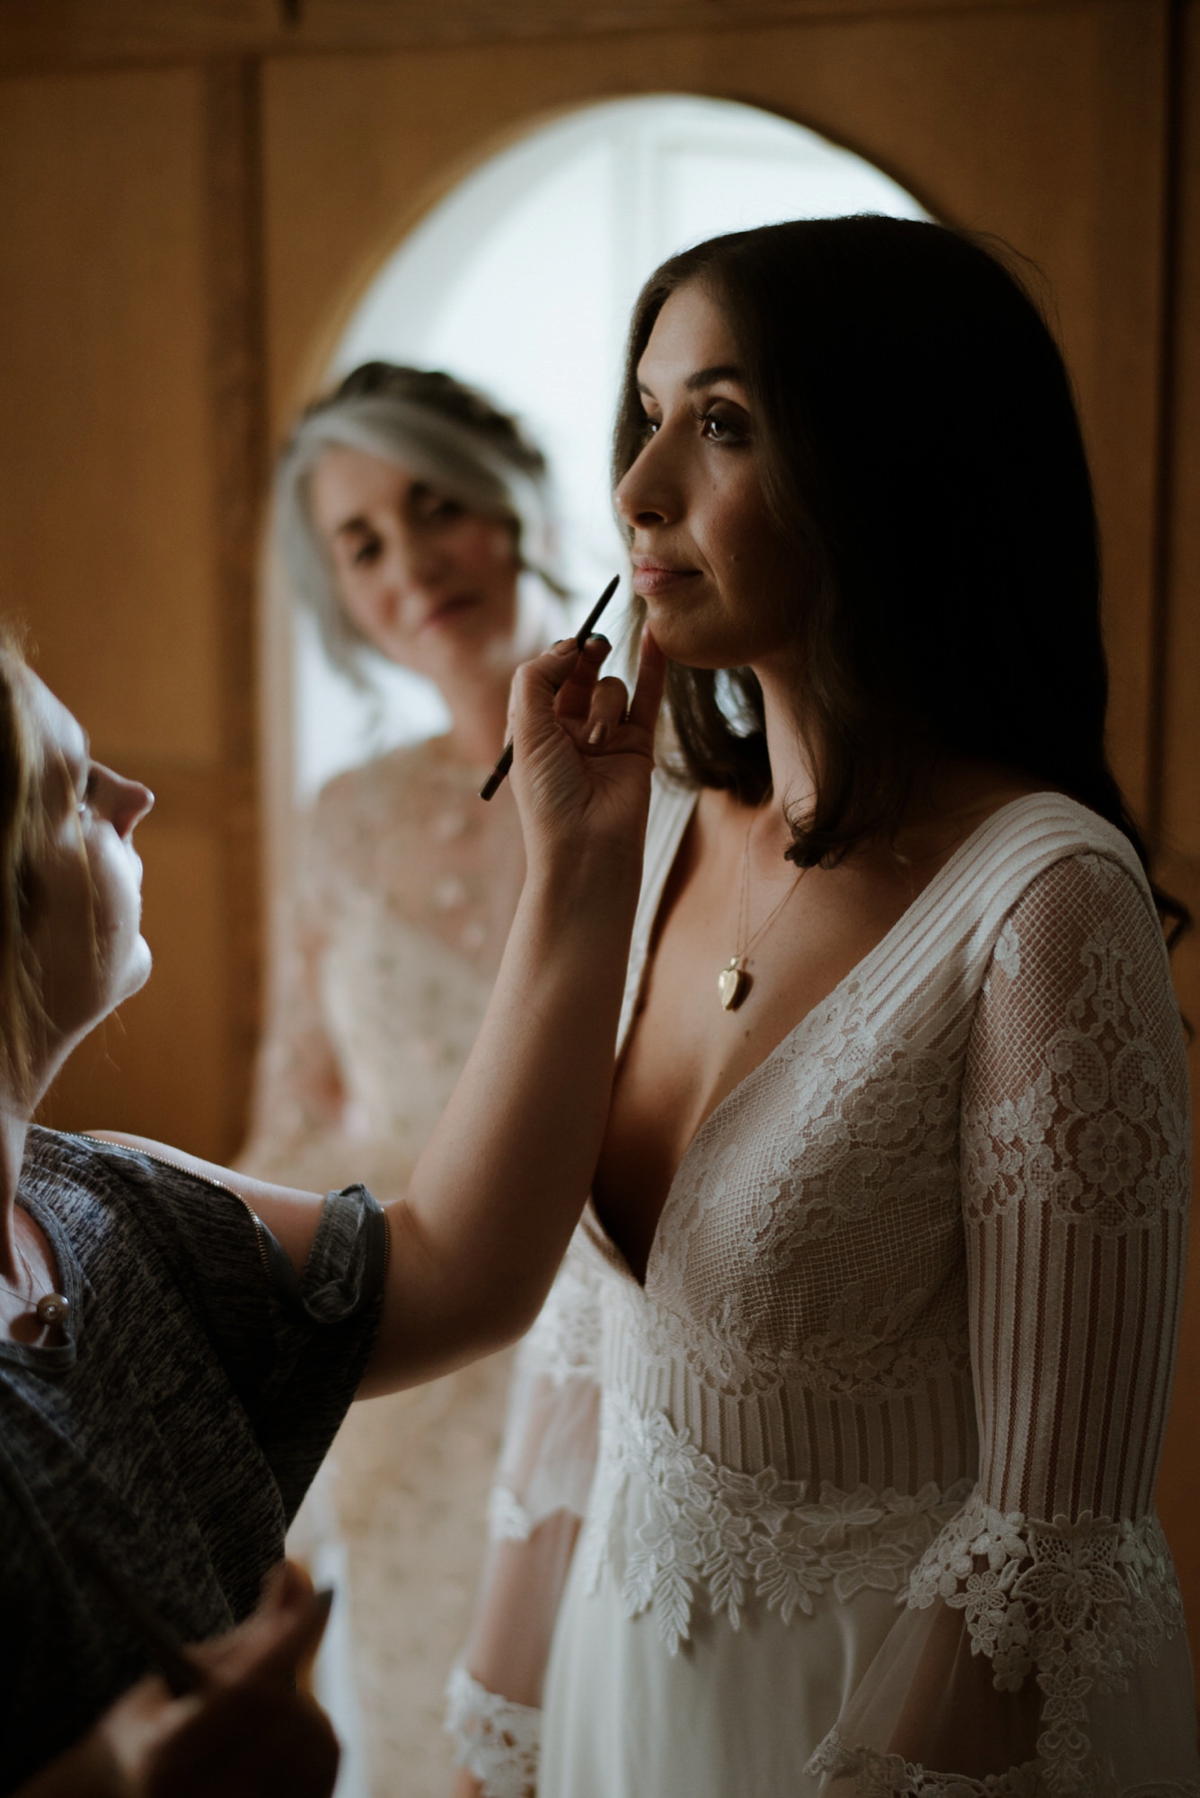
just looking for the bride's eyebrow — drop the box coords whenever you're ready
[684,364,744,391]
[636,364,746,402]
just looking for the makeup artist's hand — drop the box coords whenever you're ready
[18,1562,339,1798]
[507,627,665,875]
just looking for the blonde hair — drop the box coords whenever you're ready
[0,633,49,1105]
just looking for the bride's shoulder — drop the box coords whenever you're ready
[970,790,1146,884]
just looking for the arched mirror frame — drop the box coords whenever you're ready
[257,13,1194,1666]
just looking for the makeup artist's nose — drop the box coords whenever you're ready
[95,766,154,838]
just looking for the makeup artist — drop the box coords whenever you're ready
[0,618,663,1797]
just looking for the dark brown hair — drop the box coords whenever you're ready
[615,217,1187,940]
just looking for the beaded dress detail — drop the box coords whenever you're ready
[242,736,525,1796]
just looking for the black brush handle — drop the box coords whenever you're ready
[479,575,620,802]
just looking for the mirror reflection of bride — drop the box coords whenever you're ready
[239,361,568,1791]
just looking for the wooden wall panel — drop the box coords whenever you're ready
[1156,0,1200,1631]
[263,1,1166,814]
[0,64,255,1159]
[0,66,220,763]
[0,0,1077,73]
[0,0,1194,1692]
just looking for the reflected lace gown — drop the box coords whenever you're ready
[241,735,525,1798]
[449,780,1198,1798]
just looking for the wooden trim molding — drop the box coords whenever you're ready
[0,0,1118,73]
[202,56,269,1154]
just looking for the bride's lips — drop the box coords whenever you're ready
[632,559,700,597]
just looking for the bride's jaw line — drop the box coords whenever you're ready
[617,282,795,685]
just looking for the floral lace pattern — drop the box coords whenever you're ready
[903,1491,1187,1792]
[444,1665,540,1798]
[809,1734,1046,1796]
[961,864,1188,1238]
[488,1484,535,1543]
[810,1731,1200,1798]
[459,798,1196,1794]
[516,1259,603,1387]
[580,1390,971,1655]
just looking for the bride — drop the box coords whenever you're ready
[448,217,1198,1797]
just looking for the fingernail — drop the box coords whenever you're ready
[553,638,576,655]
[587,721,609,748]
[585,634,610,652]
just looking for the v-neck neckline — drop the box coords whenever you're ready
[592,788,1059,1290]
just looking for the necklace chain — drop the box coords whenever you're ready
[0,1222,70,1331]
[718,814,805,1012]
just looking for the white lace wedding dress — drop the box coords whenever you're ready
[447,780,1198,1798]
[241,735,526,1797]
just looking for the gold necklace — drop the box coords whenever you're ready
[1,1232,70,1330]
[717,817,806,1012]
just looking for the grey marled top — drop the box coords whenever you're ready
[0,1126,386,1792]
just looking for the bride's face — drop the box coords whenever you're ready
[309,447,525,687]
[616,281,794,673]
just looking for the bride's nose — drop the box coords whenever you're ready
[615,433,681,532]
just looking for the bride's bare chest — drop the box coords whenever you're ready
[593,819,921,1284]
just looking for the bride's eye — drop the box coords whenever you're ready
[699,405,750,447]
[76,769,97,817]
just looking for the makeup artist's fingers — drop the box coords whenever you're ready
[625,628,667,738]
[551,635,611,725]
[580,676,629,750]
[198,1561,331,1689]
[506,638,579,741]
[143,1684,339,1798]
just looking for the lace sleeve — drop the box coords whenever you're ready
[812,851,1197,1798]
[446,1244,602,1797]
[238,805,346,1179]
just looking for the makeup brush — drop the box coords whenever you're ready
[479,574,620,801]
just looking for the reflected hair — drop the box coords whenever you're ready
[276,362,564,686]
[615,216,1188,940]
[0,631,50,1104]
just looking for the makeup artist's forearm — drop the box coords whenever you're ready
[364,854,641,1390]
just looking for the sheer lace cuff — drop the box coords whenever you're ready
[488,1250,603,1540]
[905,1492,1185,1702]
[444,1665,541,1798]
[809,1492,1195,1797]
